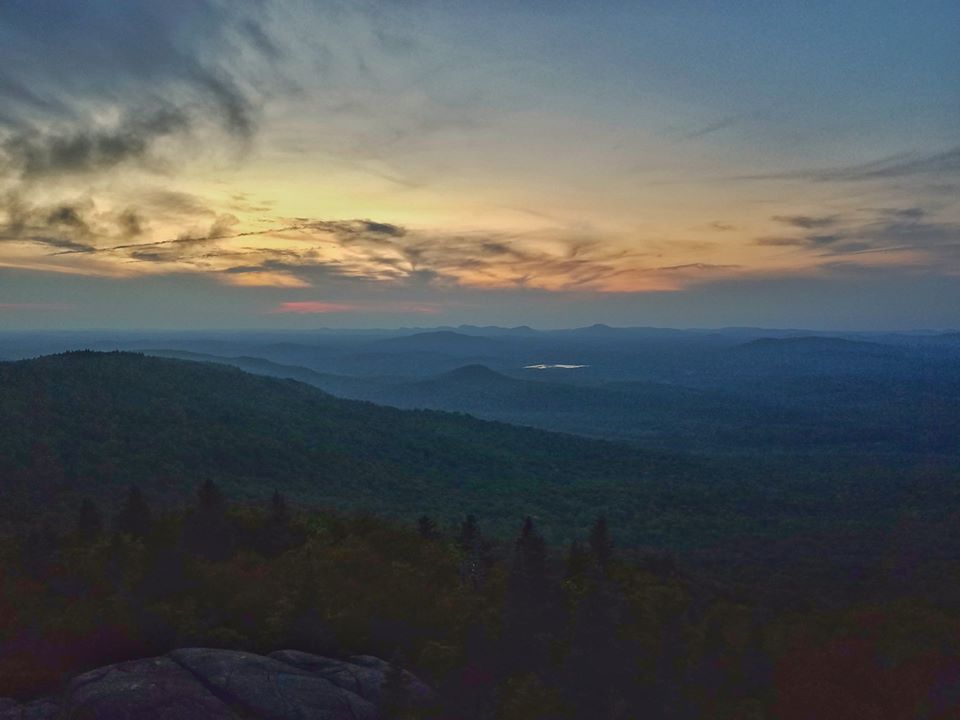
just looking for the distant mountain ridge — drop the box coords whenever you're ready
[372,330,505,353]
[733,336,895,353]
[0,351,701,543]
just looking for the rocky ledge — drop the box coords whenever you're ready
[0,648,433,719]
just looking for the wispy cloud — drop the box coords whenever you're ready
[17,206,749,293]
[680,114,744,141]
[772,214,840,229]
[740,146,960,183]
[756,206,960,265]
[272,300,440,315]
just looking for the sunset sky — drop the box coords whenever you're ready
[1,0,958,329]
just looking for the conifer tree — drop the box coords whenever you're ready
[19,524,59,579]
[75,498,103,544]
[457,514,489,589]
[512,517,547,594]
[270,489,289,525]
[589,515,614,574]
[501,517,552,675]
[262,490,295,557]
[564,538,590,586]
[198,478,225,515]
[417,515,439,540]
[457,514,479,552]
[113,486,152,538]
[563,577,627,719]
[185,479,233,560]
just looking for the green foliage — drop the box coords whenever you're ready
[588,515,613,574]
[1,351,959,716]
[113,486,152,538]
[0,497,959,718]
[74,498,103,544]
[0,352,720,545]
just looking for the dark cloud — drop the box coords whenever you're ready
[0,192,185,257]
[657,263,741,272]
[128,248,178,263]
[303,219,408,242]
[191,70,257,141]
[241,19,282,61]
[756,206,960,261]
[46,205,92,234]
[0,233,95,254]
[208,214,240,239]
[116,209,146,239]
[359,220,406,236]
[143,190,214,217]
[877,207,926,221]
[2,108,190,179]
[0,0,266,194]
[79,213,650,291]
[807,234,842,246]
[756,236,808,247]
[772,214,839,229]
[0,195,98,253]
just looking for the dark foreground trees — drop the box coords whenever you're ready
[1,487,959,719]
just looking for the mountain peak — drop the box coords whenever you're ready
[442,364,506,381]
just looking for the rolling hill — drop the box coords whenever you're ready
[0,351,721,544]
[5,351,958,552]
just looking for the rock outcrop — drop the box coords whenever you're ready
[0,649,432,720]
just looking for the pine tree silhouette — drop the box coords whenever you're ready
[75,498,103,544]
[185,479,233,560]
[501,517,552,676]
[270,489,289,525]
[589,515,614,574]
[113,486,152,538]
[417,515,439,540]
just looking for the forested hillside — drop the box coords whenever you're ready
[0,352,700,544]
[1,353,959,718]
[3,351,959,553]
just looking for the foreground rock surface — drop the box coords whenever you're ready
[0,649,432,720]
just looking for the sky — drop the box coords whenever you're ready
[0,0,958,330]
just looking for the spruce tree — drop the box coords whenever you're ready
[513,517,547,592]
[457,514,479,552]
[457,514,489,590]
[185,479,233,560]
[75,498,103,544]
[270,489,289,525]
[501,517,552,675]
[262,490,294,557]
[198,478,225,515]
[113,486,152,538]
[563,577,628,719]
[564,538,590,586]
[417,515,439,540]
[588,515,614,574]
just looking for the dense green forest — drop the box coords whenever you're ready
[3,352,959,555]
[2,483,959,718]
[2,352,960,717]
[0,352,692,544]
[134,330,960,457]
